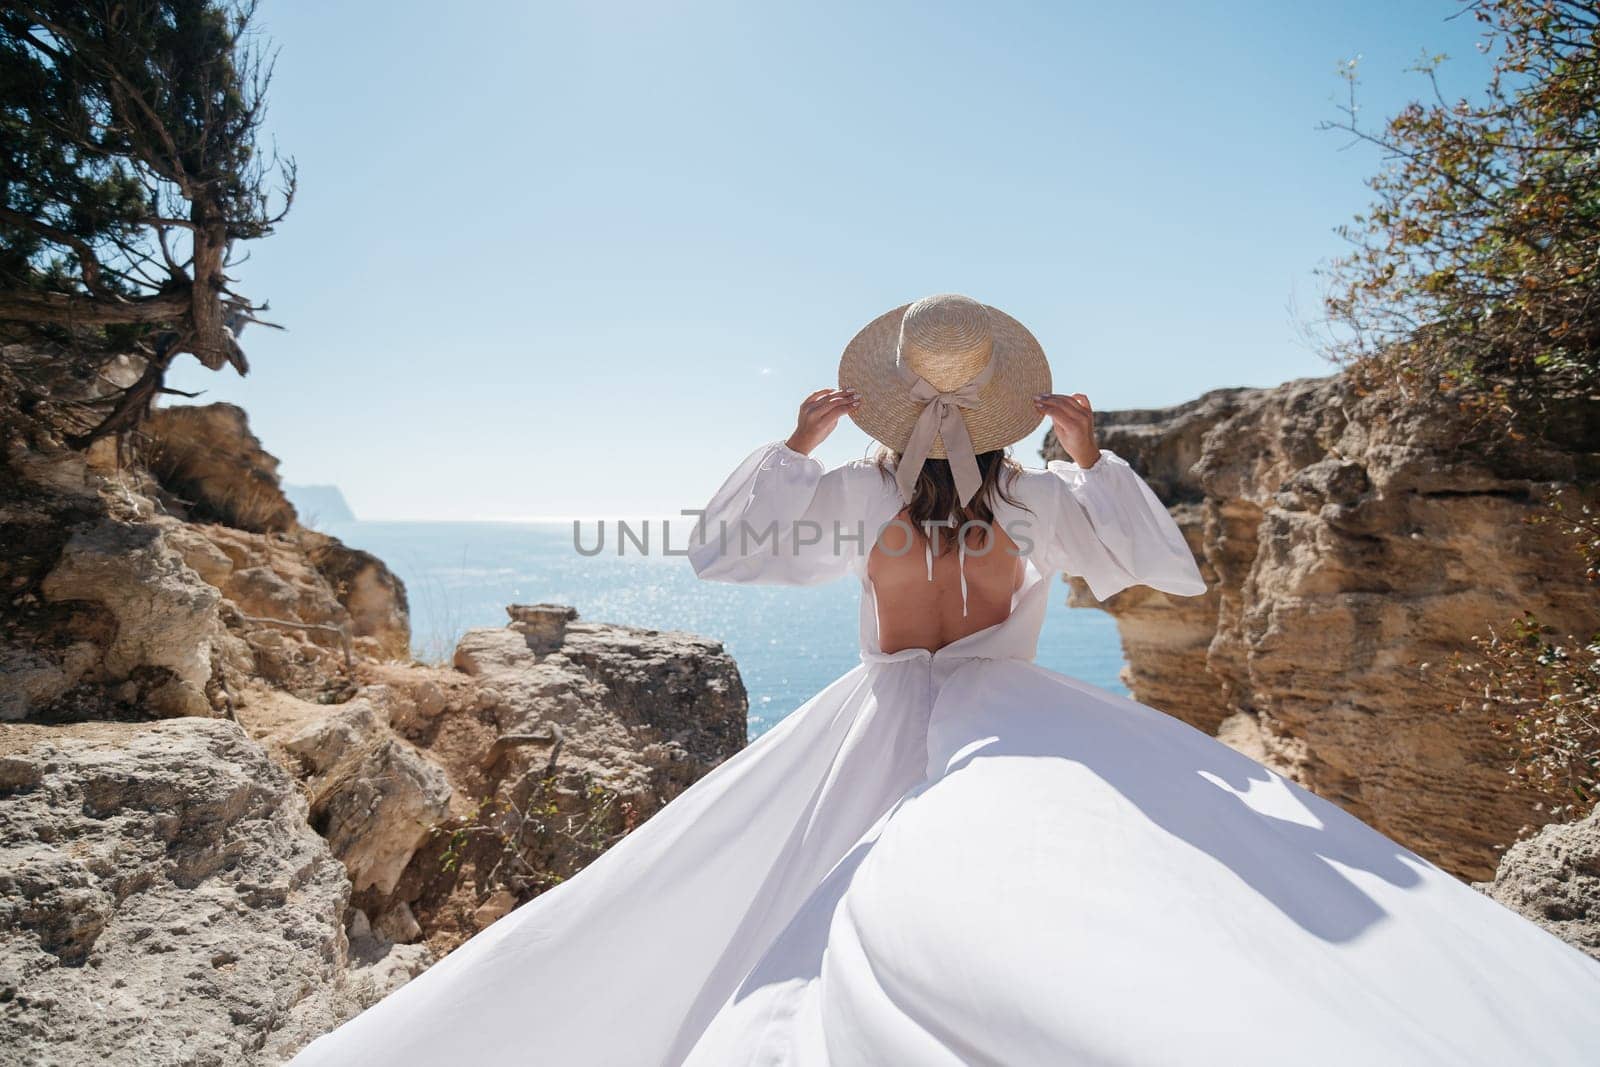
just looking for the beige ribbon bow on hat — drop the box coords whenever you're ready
[893,357,996,509]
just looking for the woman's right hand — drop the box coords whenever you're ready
[785,388,859,455]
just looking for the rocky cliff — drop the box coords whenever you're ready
[0,361,748,1063]
[1045,374,1599,882]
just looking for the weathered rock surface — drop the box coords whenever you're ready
[4,398,411,722]
[453,605,748,801]
[302,532,410,661]
[0,717,424,1065]
[1047,375,1600,880]
[381,605,746,953]
[0,368,749,1058]
[283,699,454,899]
[1,429,153,722]
[1480,806,1600,961]
[39,518,242,719]
[162,515,409,697]
[142,402,299,533]
[230,602,749,959]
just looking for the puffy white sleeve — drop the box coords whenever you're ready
[1024,449,1207,601]
[687,441,875,586]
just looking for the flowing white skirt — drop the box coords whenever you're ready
[291,656,1600,1066]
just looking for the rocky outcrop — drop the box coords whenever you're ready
[4,400,411,722]
[376,606,747,952]
[302,533,410,660]
[161,515,408,697]
[142,402,299,533]
[454,603,748,802]
[2,372,164,722]
[231,602,748,958]
[1,376,751,1061]
[1048,375,1600,880]
[38,518,245,719]
[0,717,427,1065]
[284,699,454,899]
[1480,806,1600,961]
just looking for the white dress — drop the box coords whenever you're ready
[292,442,1600,1067]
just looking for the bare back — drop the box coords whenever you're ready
[868,510,1024,653]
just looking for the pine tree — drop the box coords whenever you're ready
[0,1,293,445]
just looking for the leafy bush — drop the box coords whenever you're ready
[1322,0,1599,442]
[1453,494,1600,821]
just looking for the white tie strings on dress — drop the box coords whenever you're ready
[894,351,996,618]
[917,523,974,617]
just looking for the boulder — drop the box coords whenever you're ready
[1480,807,1600,961]
[0,718,397,1064]
[452,615,747,801]
[39,519,232,718]
[329,611,753,952]
[283,699,453,899]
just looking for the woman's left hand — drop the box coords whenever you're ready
[1034,393,1101,469]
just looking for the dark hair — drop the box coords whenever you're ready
[875,447,1028,556]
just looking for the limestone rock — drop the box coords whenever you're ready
[506,602,578,652]
[39,519,230,718]
[302,532,411,661]
[3,359,754,1056]
[283,699,453,899]
[373,900,424,944]
[233,617,749,957]
[0,718,380,1064]
[453,616,747,801]
[167,517,408,700]
[123,400,409,697]
[2,394,405,721]
[1047,375,1600,880]
[341,613,752,952]
[1479,808,1600,961]
[142,402,298,533]
[344,908,433,1004]
[0,642,101,722]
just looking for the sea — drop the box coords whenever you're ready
[316,519,1129,738]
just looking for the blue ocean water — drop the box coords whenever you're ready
[319,520,1129,737]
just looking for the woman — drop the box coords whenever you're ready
[293,295,1600,1066]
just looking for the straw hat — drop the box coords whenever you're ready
[838,293,1052,505]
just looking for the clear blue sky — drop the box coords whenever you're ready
[169,0,1492,520]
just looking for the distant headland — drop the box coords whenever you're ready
[286,484,357,524]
